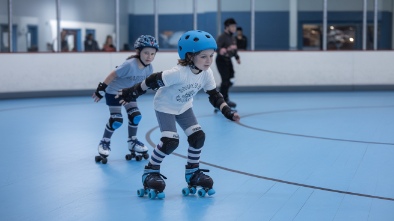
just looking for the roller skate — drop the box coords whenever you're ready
[182,164,215,197]
[214,100,237,113]
[125,137,149,161]
[95,139,110,164]
[227,100,237,109]
[137,164,167,199]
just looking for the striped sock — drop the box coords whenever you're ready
[149,144,167,166]
[187,146,201,165]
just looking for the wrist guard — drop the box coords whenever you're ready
[120,83,146,102]
[221,105,235,121]
[145,72,164,90]
[95,82,108,99]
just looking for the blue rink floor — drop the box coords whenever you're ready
[1,91,394,221]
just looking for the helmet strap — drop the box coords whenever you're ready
[135,49,148,67]
[189,62,202,73]
[138,57,149,67]
[187,53,202,73]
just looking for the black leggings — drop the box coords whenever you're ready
[216,56,234,101]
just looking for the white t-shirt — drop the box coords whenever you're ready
[153,65,216,114]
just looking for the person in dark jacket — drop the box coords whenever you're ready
[84,33,100,51]
[215,18,240,108]
[236,27,247,50]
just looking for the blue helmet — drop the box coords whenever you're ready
[134,35,159,51]
[177,30,217,60]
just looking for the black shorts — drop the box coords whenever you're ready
[105,93,123,106]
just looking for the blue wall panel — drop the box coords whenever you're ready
[255,12,289,50]
[128,15,155,50]
[198,12,217,38]
[380,12,392,49]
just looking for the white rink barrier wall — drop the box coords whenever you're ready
[0,51,393,99]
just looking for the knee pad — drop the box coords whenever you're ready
[188,130,205,149]
[159,137,179,155]
[127,107,142,126]
[108,113,123,130]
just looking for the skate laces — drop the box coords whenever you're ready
[153,173,167,180]
[187,168,210,183]
[143,170,167,184]
[100,140,111,151]
[144,166,167,178]
[195,169,210,178]
[128,138,145,147]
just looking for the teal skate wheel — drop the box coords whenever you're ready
[157,192,165,199]
[207,188,216,196]
[148,190,156,199]
[182,187,190,196]
[137,189,145,197]
[190,187,197,194]
[197,188,206,197]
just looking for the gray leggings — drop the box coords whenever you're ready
[155,108,199,136]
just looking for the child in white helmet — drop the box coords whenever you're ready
[93,35,159,164]
[117,30,240,199]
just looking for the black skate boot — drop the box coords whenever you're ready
[137,164,167,199]
[182,164,215,197]
[226,100,237,108]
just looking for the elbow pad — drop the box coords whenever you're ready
[145,71,164,90]
[207,90,225,109]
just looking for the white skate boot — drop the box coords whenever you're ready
[125,137,149,161]
[95,139,111,164]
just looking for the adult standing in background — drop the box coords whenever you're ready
[60,30,69,52]
[102,35,116,52]
[236,27,247,50]
[84,33,100,51]
[215,18,240,109]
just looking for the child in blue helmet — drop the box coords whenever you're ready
[116,30,240,199]
[93,35,159,164]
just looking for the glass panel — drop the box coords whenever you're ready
[302,24,322,50]
[1,0,57,52]
[254,0,287,50]
[129,0,154,51]
[302,24,356,50]
[298,0,324,50]
[1,0,392,52]
[58,0,117,52]
[0,0,129,52]
[327,25,356,50]
[324,0,387,50]
[157,0,193,50]
[367,24,380,50]
[220,0,250,50]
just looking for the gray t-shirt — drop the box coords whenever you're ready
[105,58,153,94]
